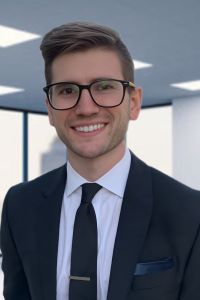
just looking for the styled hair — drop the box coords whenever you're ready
[40,22,134,84]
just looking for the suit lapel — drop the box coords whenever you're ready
[36,165,67,300]
[107,153,153,300]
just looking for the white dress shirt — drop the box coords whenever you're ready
[56,149,131,300]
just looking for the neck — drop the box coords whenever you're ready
[68,143,126,181]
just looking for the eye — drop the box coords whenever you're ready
[54,83,79,96]
[62,87,75,95]
[94,80,115,91]
[61,85,78,95]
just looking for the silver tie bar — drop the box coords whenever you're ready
[69,275,91,281]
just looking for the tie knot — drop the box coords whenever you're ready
[81,183,102,204]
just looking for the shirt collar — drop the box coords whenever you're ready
[66,149,131,198]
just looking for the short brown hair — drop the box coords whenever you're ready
[40,22,134,84]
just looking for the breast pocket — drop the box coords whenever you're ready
[130,256,180,298]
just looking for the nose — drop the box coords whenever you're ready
[75,88,100,116]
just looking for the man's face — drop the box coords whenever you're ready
[46,48,141,163]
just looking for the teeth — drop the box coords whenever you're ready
[76,124,104,132]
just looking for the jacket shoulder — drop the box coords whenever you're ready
[131,152,200,219]
[150,166,200,196]
[8,164,66,192]
[149,165,200,224]
[3,164,66,210]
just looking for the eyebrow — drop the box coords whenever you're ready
[56,77,121,85]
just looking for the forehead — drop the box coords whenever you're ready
[51,48,124,83]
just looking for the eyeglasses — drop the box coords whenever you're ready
[43,78,135,110]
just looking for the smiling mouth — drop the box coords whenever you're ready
[75,123,105,133]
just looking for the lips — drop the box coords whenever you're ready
[75,123,105,132]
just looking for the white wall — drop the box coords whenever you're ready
[127,106,172,176]
[173,96,200,190]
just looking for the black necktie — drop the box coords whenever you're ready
[69,183,102,300]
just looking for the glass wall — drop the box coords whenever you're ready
[127,105,172,176]
[0,109,23,299]
[0,110,23,211]
[28,113,66,180]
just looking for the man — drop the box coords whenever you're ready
[1,22,200,300]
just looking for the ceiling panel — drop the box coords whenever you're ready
[0,0,200,113]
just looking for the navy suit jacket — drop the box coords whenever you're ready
[1,153,200,300]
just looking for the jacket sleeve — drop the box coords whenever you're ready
[0,190,31,300]
[179,224,200,299]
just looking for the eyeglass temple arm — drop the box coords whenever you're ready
[128,81,135,88]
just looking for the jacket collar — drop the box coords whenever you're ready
[37,165,67,299]
[107,152,153,300]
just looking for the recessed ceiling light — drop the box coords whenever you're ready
[0,25,41,47]
[134,60,153,70]
[0,85,24,96]
[171,80,200,91]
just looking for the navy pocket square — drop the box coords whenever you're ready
[134,256,175,276]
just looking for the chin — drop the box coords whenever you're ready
[71,146,107,160]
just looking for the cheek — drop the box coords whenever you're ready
[49,111,68,127]
[123,99,133,121]
[47,105,58,127]
[47,109,54,126]
[49,114,54,126]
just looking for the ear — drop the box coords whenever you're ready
[129,87,142,120]
[45,99,55,126]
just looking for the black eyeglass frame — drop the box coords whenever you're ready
[43,79,135,111]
